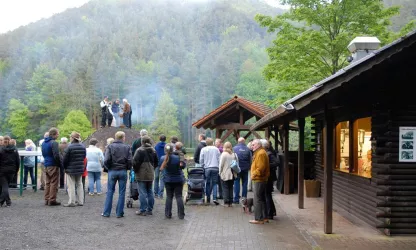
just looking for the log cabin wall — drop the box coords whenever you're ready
[312,114,379,229]
[373,104,416,235]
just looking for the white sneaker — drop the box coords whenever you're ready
[89,193,94,196]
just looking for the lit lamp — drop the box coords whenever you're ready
[358,129,365,157]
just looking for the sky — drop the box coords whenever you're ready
[0,0,90,34]
[0,0,288,34]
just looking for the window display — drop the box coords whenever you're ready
[334,117,372,178]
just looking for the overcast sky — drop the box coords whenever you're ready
[0,0,288,34]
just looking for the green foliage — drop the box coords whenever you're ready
[58,110,94,140]
[151,90,180,140]
[256,0,415,105]
[7,99,30,143]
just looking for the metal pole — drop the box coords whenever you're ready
[34,156,38,192]
[19,156,24,196]
[298,118,305,209]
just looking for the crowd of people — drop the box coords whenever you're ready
[100,96,132,128]
[194,134,279,224]
[0,128,280,224]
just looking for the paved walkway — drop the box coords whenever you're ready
[2,180,416,250]
[274,193,416,250]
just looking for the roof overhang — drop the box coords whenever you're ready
[251,30,416,131]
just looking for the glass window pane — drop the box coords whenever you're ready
[337,121,349,173]
[356,117,372,178]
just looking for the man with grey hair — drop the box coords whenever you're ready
[131,129,151,155]
[200,137,220,205]
[249,139,269,224]
[102,131,132,218]
[233,137,252,204]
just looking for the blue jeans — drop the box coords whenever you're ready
[138,181,154,213]
[154,167,165,197]
[23,165,35,188]
[88,172,102,193]
[205,168,218,201]
[234,170,249,202]
[103,170,127,217]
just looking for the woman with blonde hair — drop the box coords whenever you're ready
[219,142,238,207]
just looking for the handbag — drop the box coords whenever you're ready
[230,153,241,174]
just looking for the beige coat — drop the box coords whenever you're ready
[219,152,238,181]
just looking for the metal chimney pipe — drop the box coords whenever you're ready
[347,37,381,63]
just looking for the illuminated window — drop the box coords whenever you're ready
[355,117,372,178]
[336,121,350,173]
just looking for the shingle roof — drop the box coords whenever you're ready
[192,96,273,129]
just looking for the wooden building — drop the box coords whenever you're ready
[193,96,296,141]
[251,31,416,235]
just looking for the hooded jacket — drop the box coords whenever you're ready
[41,137,61,167]
[133,143,158,181]
[63,142,87,175]
[193,141,207,164]
[154,141,166,161]
[0,145,20,174]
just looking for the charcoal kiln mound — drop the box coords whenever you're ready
[83,127,140,149]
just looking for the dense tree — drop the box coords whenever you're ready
[7,99,31,142]
[151,90,180,140]
[58,110,94,141]
[256,0,415,104]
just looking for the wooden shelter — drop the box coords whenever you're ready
[192,96,296,142]
[251,31,416,235]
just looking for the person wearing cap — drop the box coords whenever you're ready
[100,96,109,128]
[63,132,87,207]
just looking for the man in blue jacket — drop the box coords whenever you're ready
[41,128,61,206]
[233,137,252,204]
[154,135,166,198]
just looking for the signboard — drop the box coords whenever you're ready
[399,127,416,162]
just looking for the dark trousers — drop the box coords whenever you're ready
[107,115,113,127]
[165,182,185,219]
[221,180,233,205]
[265,179,276,218]
[0,173,13,205]
[128,111,132,128]
[217,175,223,198]
[23,166,35,188]
[101,111,107,127]
[60,165,65,188]
[9,174,18,188]
[123,113,130,128]
[253,181,267,221]
[44,166,59,202]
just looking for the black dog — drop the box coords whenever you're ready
[240,197,254,213]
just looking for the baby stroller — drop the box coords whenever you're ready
[185,167,205,204]
[126,169,139,208]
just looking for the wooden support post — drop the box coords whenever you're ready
[265,127,270,139]
[324,109,334,234]
[216,129,222,139]
[283,122,290,195]
[274,126,280,151]
[221,129,234,142]
[298,117,305,209]
[240,110,244,125]
[244,131,252,139]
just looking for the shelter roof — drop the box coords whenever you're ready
[192,96,272,129]
[251,30,416,130]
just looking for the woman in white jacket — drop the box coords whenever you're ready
[219,142,238,207]
[86,138,104,195]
